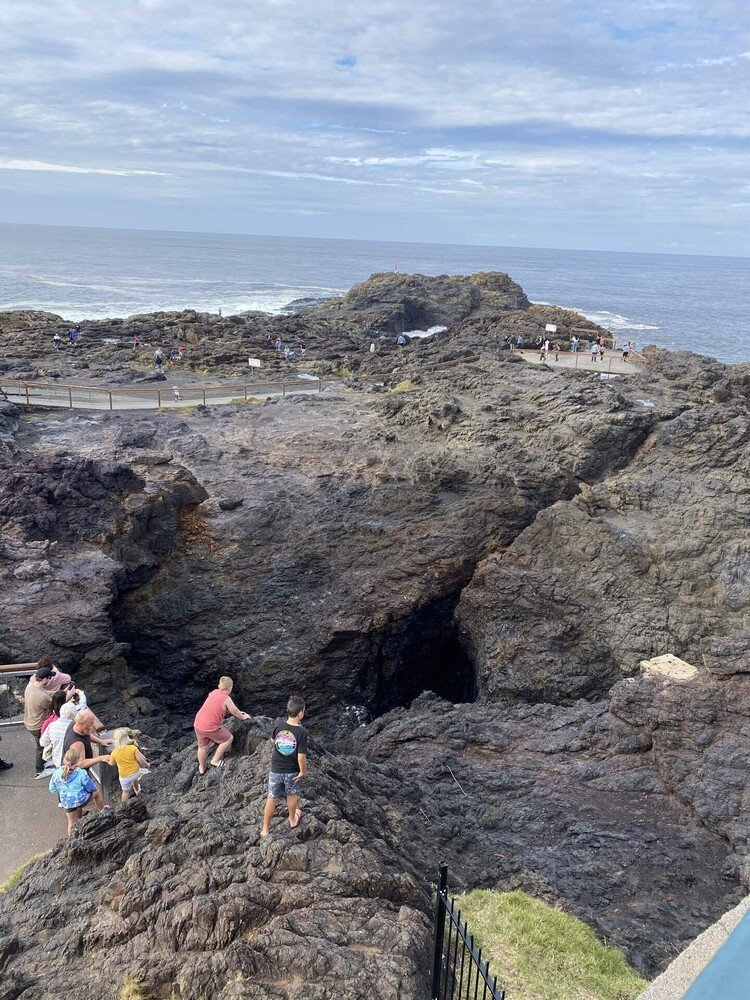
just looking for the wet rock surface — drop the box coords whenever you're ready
[1,272,750,996]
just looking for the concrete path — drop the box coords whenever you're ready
[0,378,338,412]
[516,349,640,376]
[0,726,66,885]
[638,896,750,1000]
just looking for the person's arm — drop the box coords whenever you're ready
[224,696,251,721]
[70,740,111,769]
[40,727,52,748]
[135,749,150,769]
[91,733,113,747]
[295,753,307,781]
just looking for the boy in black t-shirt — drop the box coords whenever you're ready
[261,695,308,836]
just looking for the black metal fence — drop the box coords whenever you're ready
[431,864,505,1000]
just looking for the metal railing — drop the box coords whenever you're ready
[431,865,505,1000]
[514,348,639,374]
[0,665,36,726]
[0,356,483,411]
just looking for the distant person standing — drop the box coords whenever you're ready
[516,336,524,350]
[591,341,599,362]
[133,334,142,349]
[553,341,560,362]
[571,336,579,353]
[261,695,308,837]
[154,348,164,372]
[193,676,251,774]
[68,325,80,347]
[177,343,185,360]
[599,338,606,363]
[621,341,630,361]
[23,666,55,777]
[53,332,62,352]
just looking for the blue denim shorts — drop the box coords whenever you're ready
[268,772,301,798]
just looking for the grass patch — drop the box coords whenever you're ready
[391,379,415,393]
[0,852,50,894]
[455,890,648,1000]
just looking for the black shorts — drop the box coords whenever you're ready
[65,792,93,814]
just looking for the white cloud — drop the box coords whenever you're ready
[0,157,169,176]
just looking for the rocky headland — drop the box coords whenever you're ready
[1,272,749,999]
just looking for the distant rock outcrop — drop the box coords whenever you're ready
[311,270,530,333]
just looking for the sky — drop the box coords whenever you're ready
[0,0,749,255]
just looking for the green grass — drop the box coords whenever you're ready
[455,890,648,1000]
[0,852,50,894]
[391,379,415,393]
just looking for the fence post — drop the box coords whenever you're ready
[282,382,286,398]
[318,378,323,392]
[109,391,113,411]
[25,384,30,407]
[575,352,579,368]
[157,389,161,409]
[431,864,449,1000]
[202,388,207,406]
[244,385,248,402]
[68,386,73,408]
[608,355,612,373]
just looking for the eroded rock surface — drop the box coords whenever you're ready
[1,272,749,996]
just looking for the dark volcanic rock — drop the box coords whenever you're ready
[1,272,749,994]
[312,270,530,334]
[0,719,432,1000]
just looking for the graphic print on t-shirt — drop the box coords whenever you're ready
[274,729,297,757]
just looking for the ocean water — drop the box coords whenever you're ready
[0,223,747,363]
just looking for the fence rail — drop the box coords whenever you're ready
[0,355,482,411]
[431,864,505,1000]
[0,668,34,726]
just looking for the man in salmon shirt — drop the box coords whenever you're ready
[193,676,251,774]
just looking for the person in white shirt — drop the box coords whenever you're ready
[40,702,78,767]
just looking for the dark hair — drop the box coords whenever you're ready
[35,666,54,681]
[36,656,54,670]
[287,696,305,718]
[51,690,67,715]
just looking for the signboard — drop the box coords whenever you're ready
[248,358,262,368]
[545,324,557,334]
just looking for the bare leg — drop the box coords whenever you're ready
[132,778,141,797]
[67,807,81,837]
[92,789,106,810]
[197,744,209,773]
[210,734,233,765]
[287,794,300,827]
[121,787,131,804]
[261,796,277,836]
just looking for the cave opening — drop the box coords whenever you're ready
[361,592,478,719]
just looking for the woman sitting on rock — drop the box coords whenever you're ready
[193,676,251,774]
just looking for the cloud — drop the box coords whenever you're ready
[0,0,747,252]
[0,157,170,176]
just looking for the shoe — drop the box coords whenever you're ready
[34,770,49,780]
[0,759,13,771]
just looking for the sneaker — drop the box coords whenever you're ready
[0,759,13,771]
[34,770,49,780]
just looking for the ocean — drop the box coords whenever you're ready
[0,223,747,363]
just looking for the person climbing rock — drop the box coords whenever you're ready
[193,676,251,774]
[261,695,308,836]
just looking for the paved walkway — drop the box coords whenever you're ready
[516,349,640,375]
[1,378,337,412]
[0,726,66,884]
[639,896,750,999]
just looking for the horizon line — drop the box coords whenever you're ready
[0,220,747,263]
